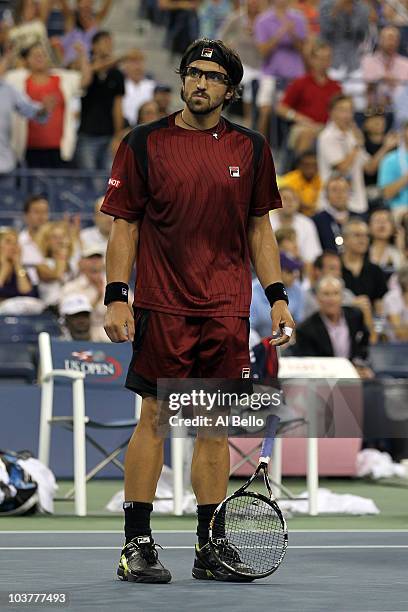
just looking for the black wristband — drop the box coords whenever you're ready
[104,282,129,306]
[265,282,289,307]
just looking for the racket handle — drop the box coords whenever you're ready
[259,415,280,463]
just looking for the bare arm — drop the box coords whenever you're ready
[256,27,287,59]
[104,218,139,342]
[276,101,322,126]
[382,172,408,201]
[247,214,295,346]
[112,96,124,135]
[95,0,114,23]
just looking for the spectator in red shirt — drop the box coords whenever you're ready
[276,39,341,155]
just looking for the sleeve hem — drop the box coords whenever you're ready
[249,200,282,217]
[100,205,143,221]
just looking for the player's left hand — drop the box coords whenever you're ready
[269,301,295,347]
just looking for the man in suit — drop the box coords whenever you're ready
[313,173,351,253]
[294,275,373,378]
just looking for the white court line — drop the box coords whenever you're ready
[1,529,408,535]
[1,545,408,551]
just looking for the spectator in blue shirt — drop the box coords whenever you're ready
[250,253,304,338]
[378,122,408,211]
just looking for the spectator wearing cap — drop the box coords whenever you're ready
[280,151,322,217]
[18,194,49,283]
[276,40,341,156]
[361,26,408,109]
[60,244,108,342]
[313,174,351,254]
[76,31,125,171]
[121,49,156,127]
[251,252,304,337]
[59,293,96,341]
[80,196,112,253]
[270,186,322,276]
[294,275,373,379]
[378,122,408,212]
[153,84,172,118]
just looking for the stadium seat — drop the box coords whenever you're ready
[369,343,408,378]
[0,342,36,383]
[0,314,61,343]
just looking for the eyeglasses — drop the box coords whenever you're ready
[184,66,230,86]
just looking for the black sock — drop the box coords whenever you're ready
[123,501,153,544]
[196,503,218,548]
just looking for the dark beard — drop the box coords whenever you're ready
[185,96,224,115]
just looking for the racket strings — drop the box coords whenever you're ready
[214,494,286,575]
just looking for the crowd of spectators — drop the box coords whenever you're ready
[1,0,408,359]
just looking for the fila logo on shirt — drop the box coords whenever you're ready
[241,367,251,379]
[201,47,214,58]
[108,178,121,188]
[229,166,240,178]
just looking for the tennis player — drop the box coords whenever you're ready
[101,38,294,584]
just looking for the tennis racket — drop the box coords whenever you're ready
[208,414,288,579]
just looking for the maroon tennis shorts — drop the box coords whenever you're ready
[125,309,251,397]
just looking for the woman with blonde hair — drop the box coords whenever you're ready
[36,220,78,310]
[0,227,36,301]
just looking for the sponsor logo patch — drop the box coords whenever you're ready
[229,166,240,178]
[201,47,214,58]
[108,178,121,188]
[241,367,251,379]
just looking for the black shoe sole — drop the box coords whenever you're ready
[117,566,172,584]
[192,567,254,583]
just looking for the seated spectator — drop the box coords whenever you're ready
[302,251,356,320]
[369,207,403,276]
[59,293,96,341]
[361,26,408,109]
[317,94,376,214]
[254,0,307,137]
[6,42,89,168]
[18,194,49,283]
[251,252,304,337]
[383,265,408,341]
[153,84,172,118]
[80,196,112,252]
[36,220,77,311]
[137,100,160,125]
[362,107,399,203]
[0,227,37,302]
[121,48,156,127]
[270,186,322,274]
[280,150,322,217]
[341,218,388,316]
[60,245,108,342]
[61,0,113,67]
[378,121,408,213]
[219,0,264,128]
[319,0,370,73]
[76,31,124,171]
[313,174,351,253]
[294,275,373,378]
[275,227,300,260]
[276,39,341,155]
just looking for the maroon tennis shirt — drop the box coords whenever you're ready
[101,112,281,317]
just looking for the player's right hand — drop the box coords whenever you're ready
[104,302,135,343]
